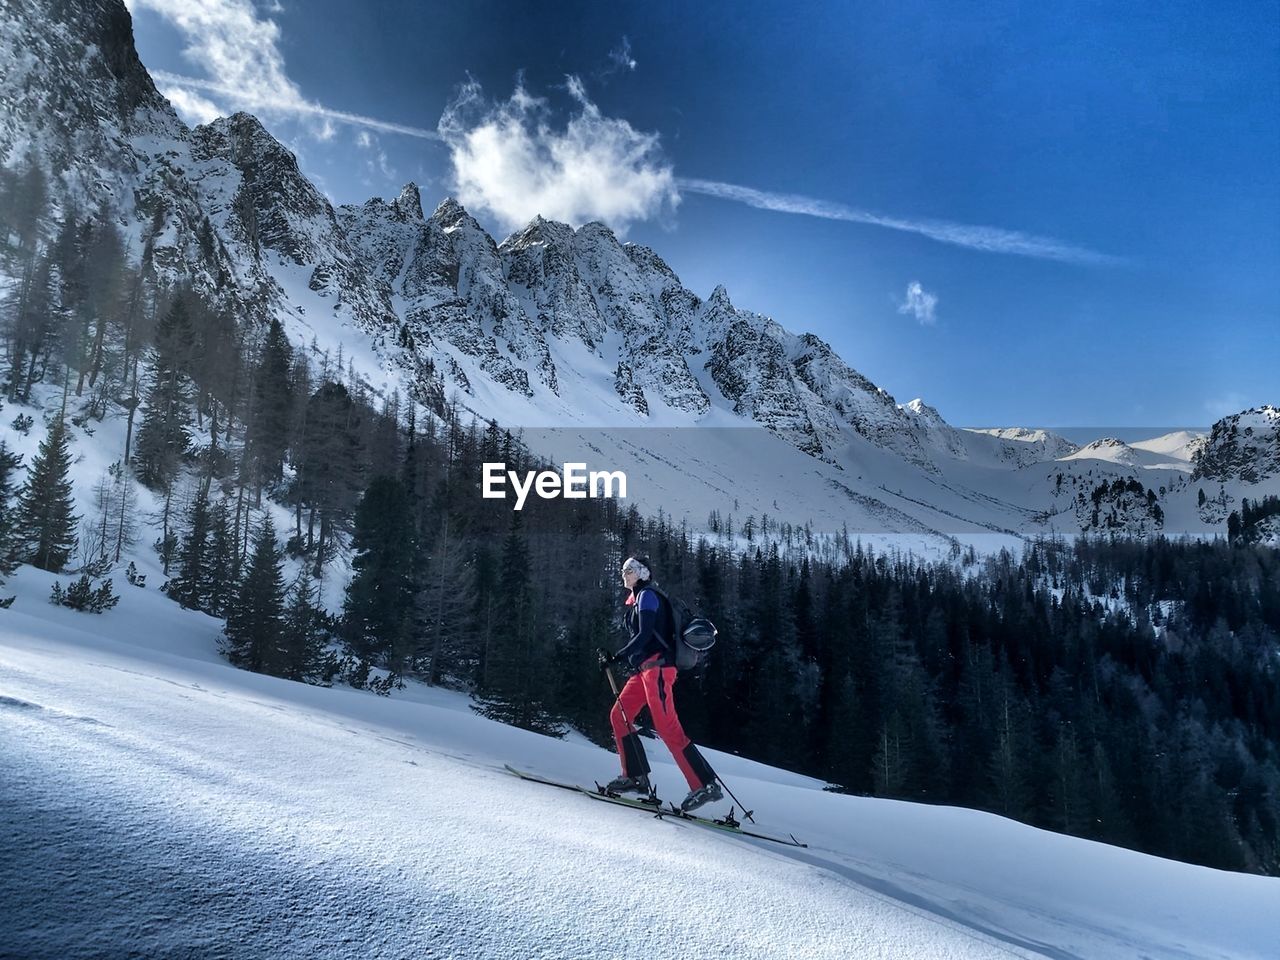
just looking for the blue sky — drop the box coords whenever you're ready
[124,0,1278,428]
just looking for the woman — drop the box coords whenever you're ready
[602,556,723,813]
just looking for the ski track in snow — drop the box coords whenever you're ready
[1,566,1276,960]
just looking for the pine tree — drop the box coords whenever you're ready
[474,514,562,735]
[246,317,293,487]
[9,160,47,252]
[343,474,415,666]
[279,578,326,681]
[0,440,24,577]
[1048,721,1089,835]
[986,672,1035,821]
[415,510,476,685]
[169,488,212,610]
[6,249,55,402]
[16,420,78,572]
[133,296,195,489]
[292,381,365,575]
[206,499,236,618]
[224,515,286,674]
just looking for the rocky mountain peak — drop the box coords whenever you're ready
[706,284,733,309]
[621,243,680,284]
[575,220,618,243]
[1,0,185,209]
[200,112,300,170]
[903,398,945,423]
[502,214,577,252]
[429,197,480,232]
[394,182,424,221]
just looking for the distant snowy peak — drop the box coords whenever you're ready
[1061,438,1151,468]
[1193,406,1280,483]
[969,427,1080,461]
[1130,430,1207,463]
[903,398,944,422]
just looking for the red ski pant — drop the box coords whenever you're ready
[610,660,707,790]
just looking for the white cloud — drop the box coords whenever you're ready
[437,76,678,234]
[897,281,938,325]
[355,131,373,149]
[127,0,436,139]
[678,178,1122,266]
[158,84,223,125]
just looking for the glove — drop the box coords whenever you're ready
[596,648,618,668]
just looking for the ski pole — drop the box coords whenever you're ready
[714,774,757,824]
[602,661,638,736]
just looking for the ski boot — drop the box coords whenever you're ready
[605,773,651,795]
[680,780,724,813]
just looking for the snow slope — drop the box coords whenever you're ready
[2,571,1274,960]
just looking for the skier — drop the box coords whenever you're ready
[600,556,724,812]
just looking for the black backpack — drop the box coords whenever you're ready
[646,584,717,671]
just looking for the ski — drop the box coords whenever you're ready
[503,764,807,848]
[504,764,663,812]
[503,764,585,794]
[661,802,808,848]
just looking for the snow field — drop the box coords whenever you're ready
[2,565,1276,959]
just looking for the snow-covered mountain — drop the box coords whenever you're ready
[1193,406,1280,484]
[2,0,1276,548]
[1132,429,1208,463]
[1060,437,1185,470]
[967,427,1081,463]
[3,569,1275,960]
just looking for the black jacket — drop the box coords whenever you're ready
[617,580,674,668]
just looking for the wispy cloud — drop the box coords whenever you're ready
[898,282,938,325]
[606,37,637,74]
[127,0,435,139]
[353,130,396,184]
[437,76,678,234]
[678,178,1121,266]
[148,71,438,139]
